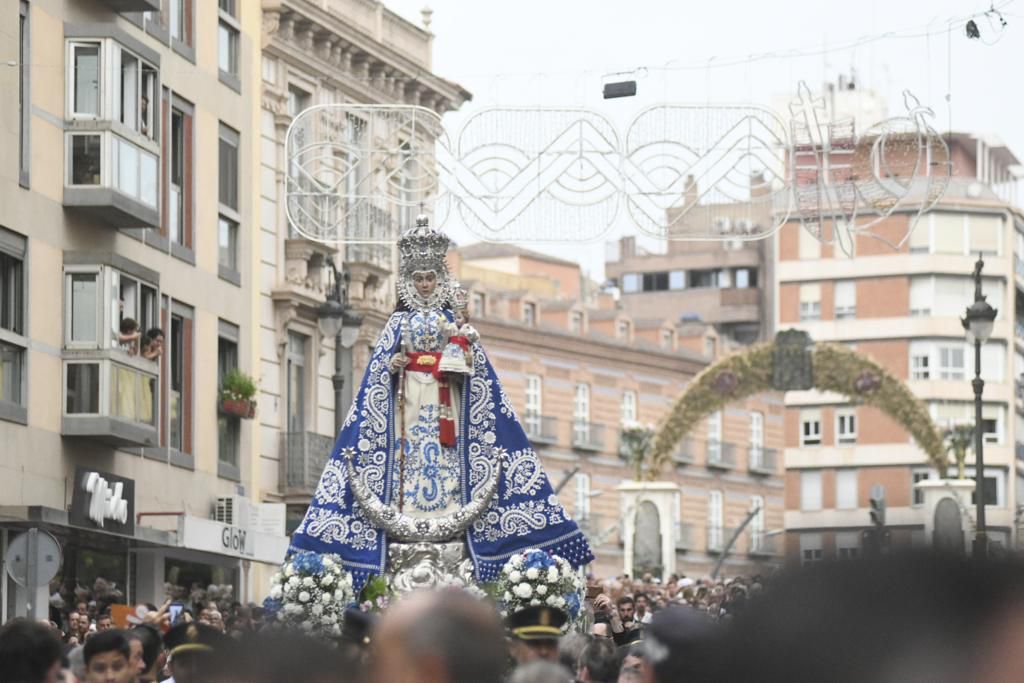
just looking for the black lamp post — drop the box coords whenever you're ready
[961,256,998,559]
[318,262,363,435]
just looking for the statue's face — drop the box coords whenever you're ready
[413,271,437,299]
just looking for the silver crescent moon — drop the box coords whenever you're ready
[344,449,502,543]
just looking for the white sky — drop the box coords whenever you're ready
[386,0,1022,280]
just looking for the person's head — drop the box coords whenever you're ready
[616,596,635,622]
[143,328,164,349]
[164,622,227,683]
[119,318,138,335]
[578,637,618,683]
[454,307,469,327]
[83,630,133,683]
[207,610,224,632]
[619,643,645,682]
[412,270,438,299]
[640,606,719,683]
[96,613,113,631]
[507,659,573,683]
[372,589,508,683]
[197,608,211,625]
[125,625,162,680]
[557,632,589,677]
[76,601,89,616]
[590,621,610,638]
[634,593,649,616]
[0,619,64,683]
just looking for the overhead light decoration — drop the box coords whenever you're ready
[601,68,646,99]
[966,19,981,39]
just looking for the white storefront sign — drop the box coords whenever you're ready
[177,516,288,565]
[83,472,129,528]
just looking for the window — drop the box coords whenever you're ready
[166,306,194,453]
[70,42,101,117]
[218,124,239,211]
[669,271,686,290]
[620,391,637,424]
[622,273,641,293]
[18,1,29,187]
[800,534,824,565]
[969,214,1002,256]
[163,95,194,247]
[799,284,821,321]
[800,471,822,511]
[524,374,542,435]
[910,342,930,380]
[966,467,1004,507]
[523,302,536,327]
[166,0,194,47]
[68,134,102,186]
[262,55,276,84]
[911,276,1004,319]
[616,320,630,340]
[67,271,101,346]
[287,85,312,118]
[909,277,931,316]
[217,326,240,475]
[735,268,754,289]
[690,270,716,288]
[836,532,860,560]
[933,213,966,254]
[834,280,856,319]
[471,292,485,318]
[642,272,669,291]
[706,411,722,461]
[749,411,764,466]
[749,495,765,551]
[574,473,591,520]
[708,490,723,550]
[287,332,308,433]
[573,383,590,443]
[912,469,936,506]
[0,229,27,415]
[798,227,821,260]
[937,345,965,380]
[218,216,238,272]
[836,410,857,444]
[836,469,858,509]
[218,0,240,83]
[570,311,584,334]
[800,409,822,446]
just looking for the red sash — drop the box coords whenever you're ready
[403,352,457,446]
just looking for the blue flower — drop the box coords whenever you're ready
[262,597,283,615]
[564,592,581,619]
[292,551,324,575]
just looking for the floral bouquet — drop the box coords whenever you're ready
[263,551,354,639]
[495,549,583,626]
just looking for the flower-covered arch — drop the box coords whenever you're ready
[647,330,945,477]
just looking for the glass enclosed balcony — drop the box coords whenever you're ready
[64,130,159,228]
[63,353,159,447]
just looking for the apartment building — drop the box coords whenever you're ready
[0,0,284,617]
[454,245,786,579]
[777,133,1024,564]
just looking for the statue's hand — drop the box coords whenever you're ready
[461,325,480,343]
[389,353,409,374]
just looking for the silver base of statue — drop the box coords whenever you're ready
[386,541,476,593]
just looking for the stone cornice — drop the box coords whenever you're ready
[262,1,471,114]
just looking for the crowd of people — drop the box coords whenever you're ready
[6,551,1024,682]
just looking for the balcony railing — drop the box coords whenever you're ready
[672,438,697,465]
[675,522,696,550]
[64,130,160,228]
[280,431,335,496]
[748,447,777,475]
[706,525,727,553]
[524,413,559,444]
[62,352,159,447]
[572,421,605,452]
[706,441,736,469]
[748,531,781,557]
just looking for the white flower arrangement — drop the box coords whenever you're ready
[495,548,583,628]
[263,551,353,640]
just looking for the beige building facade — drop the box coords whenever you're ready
[777,134,1024,564]
[0,0,285,618]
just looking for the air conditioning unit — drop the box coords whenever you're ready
[714,217,732,234]
[214,495,251,529]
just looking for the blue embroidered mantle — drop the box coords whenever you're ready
[289,311,595,589]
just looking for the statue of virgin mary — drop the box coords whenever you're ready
[289,217,594,590]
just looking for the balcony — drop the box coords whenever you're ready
[62,352,159,448]
[672,438,697,465]
[748,447,778,475]
[279,432,335,498]
[64,130,160,229]
[572,421,605,452]
[706,440,736,469]
[1016,442,1024,463]
[706,525,727,553]
[100,0,159,10]
[674,522,696,550]
[748,531,781,557]
[524,414,559,445]
[1016,320,1024,342]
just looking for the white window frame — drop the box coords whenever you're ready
[749,411,764,467]
[622,273,641,293]
[912,468,937,506]
[218,5,241,80]
[800,470,822,511]
[800,409,822,446]
[67,40,103,119]
[964,466,1006,507]
[799,284,821,321]
[522,302,536,327]
[937,344,966,381]
[708,489,723,550]
[574,472,591,520]
[800,533,824,566]
[834,280,856,319]
[707,410,722,460]
[620,390,637,424]
[64,266,104,350]
[835,469,858,510]
[573,383,590,442]
[836,409,857,444]
[525,374,542,433]
[836,531,861,560]
[749,494,765,551]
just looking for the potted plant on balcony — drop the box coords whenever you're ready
[619,420,655,480]
[219,369,258,419]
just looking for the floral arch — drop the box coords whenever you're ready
[647,330,945,477]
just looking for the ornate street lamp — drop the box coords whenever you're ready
[961,256,998,559]
[318,262,363,434]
